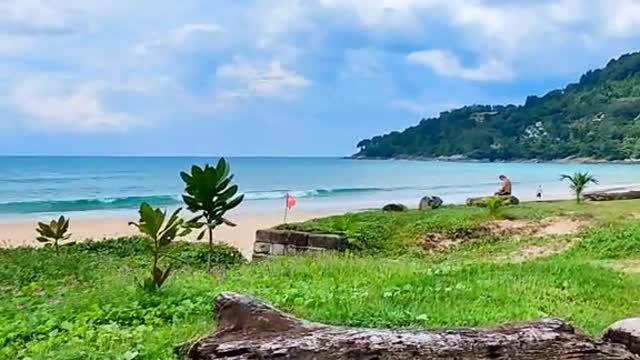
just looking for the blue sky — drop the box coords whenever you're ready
[2,0,640,156]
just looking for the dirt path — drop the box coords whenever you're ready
[422,216,589,254]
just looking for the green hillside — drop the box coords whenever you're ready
[355,52,640,161]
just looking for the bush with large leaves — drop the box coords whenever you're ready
[128,202,190,291]
[36,216,71,253]
[181,158,244,271]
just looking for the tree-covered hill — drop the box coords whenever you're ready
[354,52,640,161]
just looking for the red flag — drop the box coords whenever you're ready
[286,193,297,209]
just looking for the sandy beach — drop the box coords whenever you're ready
[0,210,337,259]
[2,182,639,258]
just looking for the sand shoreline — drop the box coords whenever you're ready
[3,183,639,257]
[0,210,338,259]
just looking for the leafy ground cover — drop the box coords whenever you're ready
[3,200,640,359]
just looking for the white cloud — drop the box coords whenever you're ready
[10,76,136,132]
[602,0,640,38]
[0,0,86,36]
[548,0,586,24]
[318,0,423,30]
[312,0,640,79]
[0,34,35,54]
[407,49,513,81]
[216,59,310,97]
[132,23,222,55]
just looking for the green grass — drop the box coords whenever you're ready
[279,206,492,252]
[4,200,640,359]
[281,199,640,252]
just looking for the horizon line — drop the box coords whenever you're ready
[0,154,350,158]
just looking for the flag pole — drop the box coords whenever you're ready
[283,193,289,223]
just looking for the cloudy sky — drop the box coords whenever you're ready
[1,0,640,156]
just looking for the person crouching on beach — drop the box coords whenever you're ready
[495,175,512,196]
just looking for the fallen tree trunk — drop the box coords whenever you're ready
[466,195,520,206]
[185,292,639,359]
[584,191,640,201]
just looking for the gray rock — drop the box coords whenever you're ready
[286,245,306,255]
[419,196,443,210]
[382,203,408,212]
[287,231,309,247]
[255,229,309,246]
[603,318,640,355]
[253,242,271,254]
[251,253,270,262]
[255,229,289,244]
[271,243,286,256]
[308,234,345,249]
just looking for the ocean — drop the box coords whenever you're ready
[1,156,639,220]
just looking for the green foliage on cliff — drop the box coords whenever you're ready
[356,52,640,161]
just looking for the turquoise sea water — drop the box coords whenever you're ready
[1,156,640,220]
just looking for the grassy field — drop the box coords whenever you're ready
[3,200,640,359]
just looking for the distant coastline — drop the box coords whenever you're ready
[348,154,640,165]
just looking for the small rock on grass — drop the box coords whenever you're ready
[382,203,408,212]
[419,196,443,210]
[603,318,640,355]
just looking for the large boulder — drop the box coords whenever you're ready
[466,195,520,207]
[382,203,408,212]
[419,196,443,210]
[603,318,640,355]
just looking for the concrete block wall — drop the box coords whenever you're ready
[253,229,346,260]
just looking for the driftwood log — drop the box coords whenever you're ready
[185,292,639,359]
[584,191,640,202]
[465,195,520,207]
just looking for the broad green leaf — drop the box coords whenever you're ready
[180,171,193,184]
[191,165,204,178]
[217,185,238,201]
[225,194,244,211]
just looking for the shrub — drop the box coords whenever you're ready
[181,158,244,271]
[172,242,245,268]
[64,236,151,256]
[129,203,190,291]
[482,196,505,219]
[35,216,71,253]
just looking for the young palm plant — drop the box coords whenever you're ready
[181,158,244,271]
[483,196,505,219]
[560,171,598,203]
[36,216,71,253]
[129,202,190,291]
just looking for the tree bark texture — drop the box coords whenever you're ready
[584,191,640,201]
[185,292,639,359]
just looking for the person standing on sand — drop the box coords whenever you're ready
[495,175,512,196]
[536,185,543,200]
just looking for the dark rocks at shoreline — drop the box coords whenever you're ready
[419,196,443,210]
[349,154,640,165]
[382,203,408,212]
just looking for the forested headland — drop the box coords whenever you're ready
[355,52,640,162]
